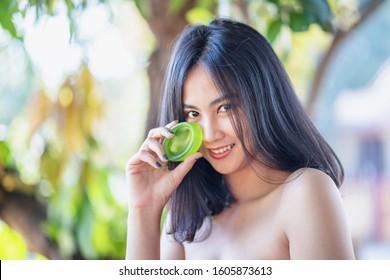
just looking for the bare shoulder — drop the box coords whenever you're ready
[280,168,343,235]
[280,168,355,259]
[282,168,339,202]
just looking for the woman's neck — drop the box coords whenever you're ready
[225,163,291,203]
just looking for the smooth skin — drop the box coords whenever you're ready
[126,65,355,260]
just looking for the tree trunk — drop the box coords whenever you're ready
[142,0,197,134]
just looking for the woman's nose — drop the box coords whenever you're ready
[200,118,223,144]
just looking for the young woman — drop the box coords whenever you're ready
[126,18,355,260]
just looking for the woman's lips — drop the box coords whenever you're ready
[208,144,235,160]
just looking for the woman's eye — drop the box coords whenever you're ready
[218,104,231,113]
[184,111,199,119]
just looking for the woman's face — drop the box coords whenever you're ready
[183,65,249,175]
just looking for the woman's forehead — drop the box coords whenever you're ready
[183,65,222,104]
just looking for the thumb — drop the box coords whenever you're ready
[170,152,203,186]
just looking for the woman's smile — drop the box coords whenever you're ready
[207,143,235,159]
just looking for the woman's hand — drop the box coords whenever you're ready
[126,120,202,210]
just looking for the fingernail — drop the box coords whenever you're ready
[163,154,169,161]
[156,162,162,168]
[167,130,174,135]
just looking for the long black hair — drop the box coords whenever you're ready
[159,18,344,243]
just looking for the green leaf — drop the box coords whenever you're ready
[169,0,186,14]
[266,18,282,43]
[196,0,217,10]
[186,7,214,25]
[301,0,333,32]
[0,141,13,167]
[64,0,76,12]
[46,0,55,14]
[289,12,310,32]
[87,135,99,150]
[267,0,280,5]
[75,196,97,259]
[57,228,76,258]
[0,0,19,38]
[42,220,60,240]
[134,0,150,19]
[0,221,28,259]
[92,221,111,256]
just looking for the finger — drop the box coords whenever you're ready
[126,150,160,170]
[170,152,203,185]
[161,120,178,143]
[126,153,151,176]
[165,120,178,129]
[141,137,168,162]
[147,125,176,139]
[138,149,164,169]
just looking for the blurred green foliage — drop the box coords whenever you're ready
[0,221,28,259]
[0,0,335,42]
[1,64,128,259]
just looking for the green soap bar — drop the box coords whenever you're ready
[162,122,203,162]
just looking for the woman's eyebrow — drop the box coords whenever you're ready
[210,96,229,107]
[183,97,229,110]
[183,104,198,110]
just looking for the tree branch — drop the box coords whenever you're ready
[305,0,386,115]
[0,185,62,259]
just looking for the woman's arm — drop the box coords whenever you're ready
[283,168,355,260]
[125,121,201,259]
[126,206,163,260]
